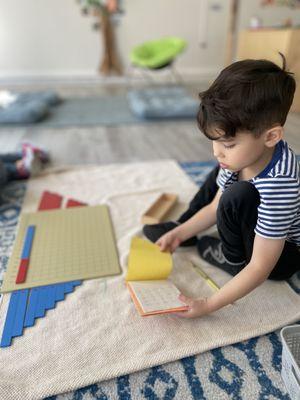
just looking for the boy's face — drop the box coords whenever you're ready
[211,129,271,172]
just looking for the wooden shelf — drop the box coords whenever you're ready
[237,28,300,112]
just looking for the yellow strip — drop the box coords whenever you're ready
[126,237,172,281]
[190,261,220,292]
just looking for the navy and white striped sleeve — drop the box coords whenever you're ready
[216,168,227,191]
[254,177,300,239]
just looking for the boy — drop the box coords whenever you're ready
[143,56,300,318]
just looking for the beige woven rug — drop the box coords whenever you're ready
[1,160,300,400]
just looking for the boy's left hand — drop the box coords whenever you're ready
[176,294,211,318]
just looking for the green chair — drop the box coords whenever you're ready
[129,37,187,82]
[130,37,187,69]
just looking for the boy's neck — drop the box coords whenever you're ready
[239,146,276,181]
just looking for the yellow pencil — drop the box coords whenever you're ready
[190,261,220,292]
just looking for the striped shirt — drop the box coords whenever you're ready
[216,140,300,245]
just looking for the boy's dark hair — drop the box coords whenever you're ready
[197,54,296,139]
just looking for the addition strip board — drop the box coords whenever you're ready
[1,201,120,292]
[0,194,86,347]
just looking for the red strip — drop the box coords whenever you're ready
[38,191,63,211]
[66,199,86,208]
[15,259,29,284]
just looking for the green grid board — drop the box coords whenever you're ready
[1,205,121,293]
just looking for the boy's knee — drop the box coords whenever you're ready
[220,181,260,209]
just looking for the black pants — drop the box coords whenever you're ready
[179,166,300,280]
[0,153,23,181]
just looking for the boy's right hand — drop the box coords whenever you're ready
[156,229,182,253]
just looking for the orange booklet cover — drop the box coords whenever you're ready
[126,237,188,316]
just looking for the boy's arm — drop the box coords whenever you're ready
[157,189,222,252]
[177,235,286,318]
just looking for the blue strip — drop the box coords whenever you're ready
[0,292,20,347]
[21,225,35,259]
[45,285,56,310]
[55,283,65,302]
[72,280,82,287]
[12,289,29,337]
[42,285,51,311]
[64,282,76,294]
[1,280,83,347]
[34,287,48,319]
[24,288,39,328]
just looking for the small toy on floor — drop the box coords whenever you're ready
[17,142,50,177]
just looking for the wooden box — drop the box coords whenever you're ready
[141,193,178,225]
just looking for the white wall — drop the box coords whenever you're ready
[1,0,299,81]
[0,0,99,77]
[0,0,231,81]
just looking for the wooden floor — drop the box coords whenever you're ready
[1,82,299,167]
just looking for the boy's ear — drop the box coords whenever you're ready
[264,126,283,147]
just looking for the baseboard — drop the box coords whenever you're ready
[0,67,220,86]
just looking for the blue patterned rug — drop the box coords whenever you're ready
[0,161,299,400]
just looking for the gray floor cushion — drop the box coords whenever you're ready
[0,91,61,124]
[17,91,61,106]
[127,86,199,119]
[0,100,48,124]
